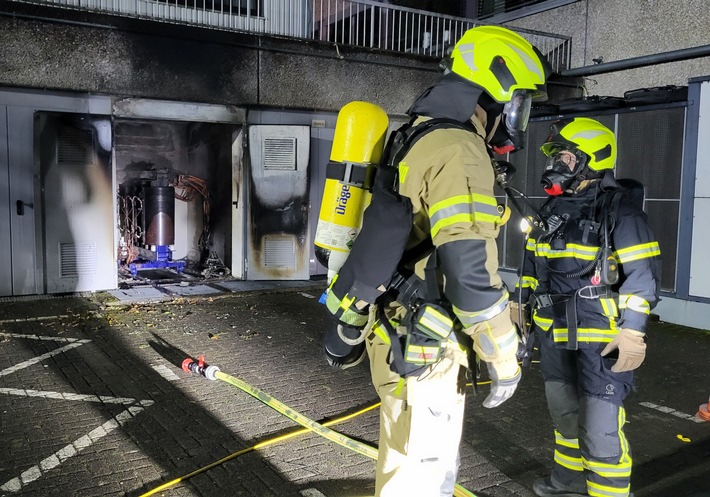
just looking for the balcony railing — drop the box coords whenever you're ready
[311,0,571,72]
[13,0,571,72]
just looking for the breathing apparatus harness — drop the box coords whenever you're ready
[490,152,637,358]
[325,113,520,377]
[374,116,566,378]
[522,178,638,352]
[371,117,482,378]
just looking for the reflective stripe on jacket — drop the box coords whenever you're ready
[516,182,660,345]
[397,115,511,328]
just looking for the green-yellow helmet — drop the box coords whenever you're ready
[541,117,617,171]
[450,25,547,103]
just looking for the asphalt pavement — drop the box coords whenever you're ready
[0,281,708,497]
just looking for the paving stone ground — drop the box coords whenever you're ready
[0,283,708,497]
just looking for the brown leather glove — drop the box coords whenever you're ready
[601,328,647,372]
[509,301,530,332]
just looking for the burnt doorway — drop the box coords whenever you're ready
[114,119,237,282]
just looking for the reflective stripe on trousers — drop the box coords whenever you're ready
[539,331,634,497]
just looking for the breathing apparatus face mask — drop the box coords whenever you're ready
[490,121,516,155]
[540,146,587,196]
[500,89,533,151]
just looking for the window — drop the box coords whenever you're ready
[155,0,263,17]
[474,0,577,22]
[478,0,545,18]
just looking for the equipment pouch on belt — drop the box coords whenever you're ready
[412,303,453,341]
[403,328,443,366]
[377,306,444,378]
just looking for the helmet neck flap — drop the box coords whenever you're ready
[407,72,524,152]
[407,72,485,123]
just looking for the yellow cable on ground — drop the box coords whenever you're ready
[215,369,379,459]
[217,369,476,497]
[138,401,381,497]
[143,357,480,497]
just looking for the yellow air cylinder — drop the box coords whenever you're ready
[314,101,389,281]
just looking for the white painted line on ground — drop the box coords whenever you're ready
[0,405,147,493]
[0,331,155,493]
[0,315,70,324]
[0,388,139,405]
[299,292,316,299]
[639,401,706,423]
[300,489,328,497]
[0,332,88,343]
[0,341,90,377]
[151,364,181,381]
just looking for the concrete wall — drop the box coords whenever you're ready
[0,3,439,115]
[506,0,710,97]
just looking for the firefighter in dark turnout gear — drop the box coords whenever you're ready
[513,118,661,497]
[323,26,547,496]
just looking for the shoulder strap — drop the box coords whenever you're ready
[382,117,478,181]
[423,249,441,301]
[603,189,623,250]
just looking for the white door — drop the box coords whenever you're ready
[38,113,116,294]
[0,91,113,297]
[0,106,41,296]
[246,125,310,280]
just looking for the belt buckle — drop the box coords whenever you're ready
[578,285,606,299]
[534,294,553,308]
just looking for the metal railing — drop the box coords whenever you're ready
[311,0,571,72]
[13,0,571,72]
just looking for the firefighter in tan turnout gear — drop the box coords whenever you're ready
[321,26,548,496]
[513,118,661,497]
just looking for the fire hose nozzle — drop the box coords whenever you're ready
[182,356,220,381]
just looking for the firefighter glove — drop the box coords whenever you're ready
[482,357,521,408]
[509,301,530,332]
[601,328,646,372]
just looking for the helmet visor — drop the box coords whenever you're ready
[540,142,573,157]
[503,89,533,134]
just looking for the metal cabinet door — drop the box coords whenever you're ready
[39,113,116,294]
[246,125,310,280]
[0,106,10,296]
[0,106,41,296]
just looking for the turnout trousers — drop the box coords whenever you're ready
[538,330,636,497]
[365,331,468,497]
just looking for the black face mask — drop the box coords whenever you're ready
[501,89,533,150]
[540,150,586,195]
[483,91,533,154]
[490,123,516,155]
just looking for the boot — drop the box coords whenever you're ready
[533,476,588,497]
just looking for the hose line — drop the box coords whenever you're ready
[140,356,478,497]
[138,400,381,497]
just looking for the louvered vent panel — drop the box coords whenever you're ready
[58,126,94,164]
[60,242,98,277]
[263,137,297,171]
[263,235,295,267]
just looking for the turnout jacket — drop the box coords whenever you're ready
[397,114,514,342]
[517,175,661,348]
